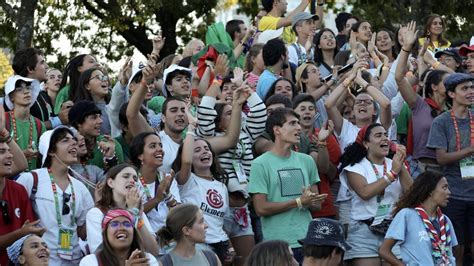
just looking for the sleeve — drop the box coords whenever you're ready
[169,179,181,203]
[243,93,267,141]
[54,85,70,114]
[256,76,275,100]
[426,115,448,150]
[77,183,94,227]
[390,92,405,118]
[248,161,269,195]
[288,44,298,65]
[306,155,320,185]
[196,96,217,137]
[108,81,128,138]
[141,213,156,236]
[343,162,367,191]
[385,208,408,242]
[446,216,458,247]
[86,208,104,253]
[258,16,278,31]
[114,139,125,163]
[79,254,98,266]
[146,253,159,266]
[15,172,34,197]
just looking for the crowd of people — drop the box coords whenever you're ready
[1,0,474,265]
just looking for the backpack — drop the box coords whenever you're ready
[160,249,218,266]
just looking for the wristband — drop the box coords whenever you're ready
[212,79,222,86]
[186,131,196,137]
[390,170,399,179]
[295,197,303,209]
[128,207,140,216]
[50,116,62,128]
[137,219,145,230]
[432,61,441,69]
[401,47,411,53]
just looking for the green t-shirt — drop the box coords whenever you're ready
[396,102,412,135]
[54,85,70,114]
[114,135,130,163]
[10,116,45,170]
[248,150,319,248]
[147,96,166,115]
[88,135,125,168]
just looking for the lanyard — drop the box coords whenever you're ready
[10,111,34,147]
[450,110,474,151]
[370,159,386,203]
[49,169,76,227]
[139,173,161,201]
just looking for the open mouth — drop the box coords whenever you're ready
[155,153,163,160]
[175,118,185,126]
[68,148,77,156]
[380,143,389,149]
[115,232,129,240]
[4,160,12,168]
[466,96,474,102]
[125,182,135,190]
[37,250,49,259]
[200,153,211,163]
[225,96,233,103]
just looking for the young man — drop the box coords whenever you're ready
[334,13,358,49]
[259,0,323,44]
[427,73,474,263]
[288,12,319,66]
[248,107,327,264]
[0,106,39,266]
[434,48,463,72]
[226,19,248,49]
[16,127,94,265]
[4,75,46,170]
[256,38,292,99]
[68,100,124,169]
[459,45,474,74]
[298,218,350,266]
[12,48,70,129]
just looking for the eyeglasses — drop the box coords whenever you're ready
[354,99,374,106]
[15,85,33,93]
[0,200,10,225]
[89,74,108,82]
[109,220,133,229]
[62,193,71,215]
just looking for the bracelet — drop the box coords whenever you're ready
[137,219,145,230]
[212,79,222,86]
[295,197,303,209]
[390,170,399,179]
[342,80,351,88]
[383,174,392,185]
[128,207,140,216]
[401,47,411,53]
[432,61,441,69]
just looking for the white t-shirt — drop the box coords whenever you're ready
[336,119,360,202]
[179,173,229,244]
[288,43,314,66]
[16,168,94,266]
[79,252,158,266]
[342,157,402,221]
[139,178,181,232]
[86,207,155,254]
[158,131,180,173]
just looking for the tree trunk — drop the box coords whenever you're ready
[156,9,179,58]
[15,0,38,51]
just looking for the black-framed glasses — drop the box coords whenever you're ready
[0,200,10,225]
[62,193,71,215]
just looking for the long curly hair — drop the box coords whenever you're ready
[392,171,444,216]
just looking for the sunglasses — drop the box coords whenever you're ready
[0,200,10,225]
[89,74,108,82]
[62,193,71,215]
[109,220,133,229]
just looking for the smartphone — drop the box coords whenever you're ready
[321,62,355,83]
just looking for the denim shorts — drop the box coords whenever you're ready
[442,198,474,243]
[344,221,400,261]
[338,199,352,225]
[224,207,254,238]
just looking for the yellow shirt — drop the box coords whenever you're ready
[418,38,451,52]
[258,15,296,44]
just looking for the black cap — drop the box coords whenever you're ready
[298,218,351,251]
[434,48,462,63]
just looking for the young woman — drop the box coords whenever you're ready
[55,54,100,114]
[339,124,413,265]
[396,21,449,176]
[379,171,457,265]
[80,209,158,266]
[418,14,451,52]
[85,164,159,257]
[129,132,180,234]
[7,234,50,266]
[16,127,95,265]
[375,30,398,63]
[264,78,298,102]
[245,240,298,266]
[313,28,339,78]
[196,79,265,265]
[30,68,64,126]
[158,204,221,266]
[244,43,265,91]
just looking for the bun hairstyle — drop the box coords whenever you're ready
[157,204,200,246]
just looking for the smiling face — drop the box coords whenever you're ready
[78,113,103,137]
[87,70,109,99]
[162,100,188,134]
[19,235,49,266]
[45,69,62,93]
[376,31,394,53]
[138,134,164,168]
[50,133,78,166]
[297,19,317,37]
[75,132,87,157]
[429,17,444,36]
[363,125,389,157]
[353,93,375,122]
[217,104,232,132]
[0,143,13,176]
[106,216,134,251]
[221,82,237,104]
[192,139,214,172]
[294,101,316,129]
[107,166,138,197]
[274,80,293,99]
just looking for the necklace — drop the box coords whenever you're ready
[450,109,474,151]
[10,110,33,147]
[370,159,387,203]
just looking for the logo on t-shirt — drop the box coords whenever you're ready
[206,189,223,208]
[14,208,20,219]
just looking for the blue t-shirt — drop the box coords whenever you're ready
[256,69,277,100]
[426,110,474,201]
[385,208,458,265]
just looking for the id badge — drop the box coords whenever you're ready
[58,228,74,260]
[460,157,474,180]
[371,204,391,226]
[233,162,247,184]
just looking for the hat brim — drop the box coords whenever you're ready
[459,46,474,56]
[297,239,351,251]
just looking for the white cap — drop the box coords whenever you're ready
[4,75,40,110]
[255,28,284,44]
[127,61,146,88]
[162,65,192,97]
[38,126,71,167]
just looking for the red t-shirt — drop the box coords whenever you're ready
[310,129,341,218]
[0,179,35,265]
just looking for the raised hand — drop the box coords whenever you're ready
[126,186,141,209]
[214,54,229,77]
[125,249,149,266]
[318,120,334,142]
[391,145,407,174]
[21,219,46,236]
[232,84,252,106]
[230,67,244,87]
[118,57,133,86]
[98,135,116,158]
[402,21,418,50]
[58,100,73,124]
[152,33,165,53]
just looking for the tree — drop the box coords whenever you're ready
[0,0,38,51]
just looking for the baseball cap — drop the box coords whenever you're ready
[434,48,462,63]
[298,218,351,251]
[459,45,474,57]
[4,75,40,110]
[127,61,146,88]
[443,73,474,89]
[291,12,319,28]
[162,64,192,97]
[256,28,284,44]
